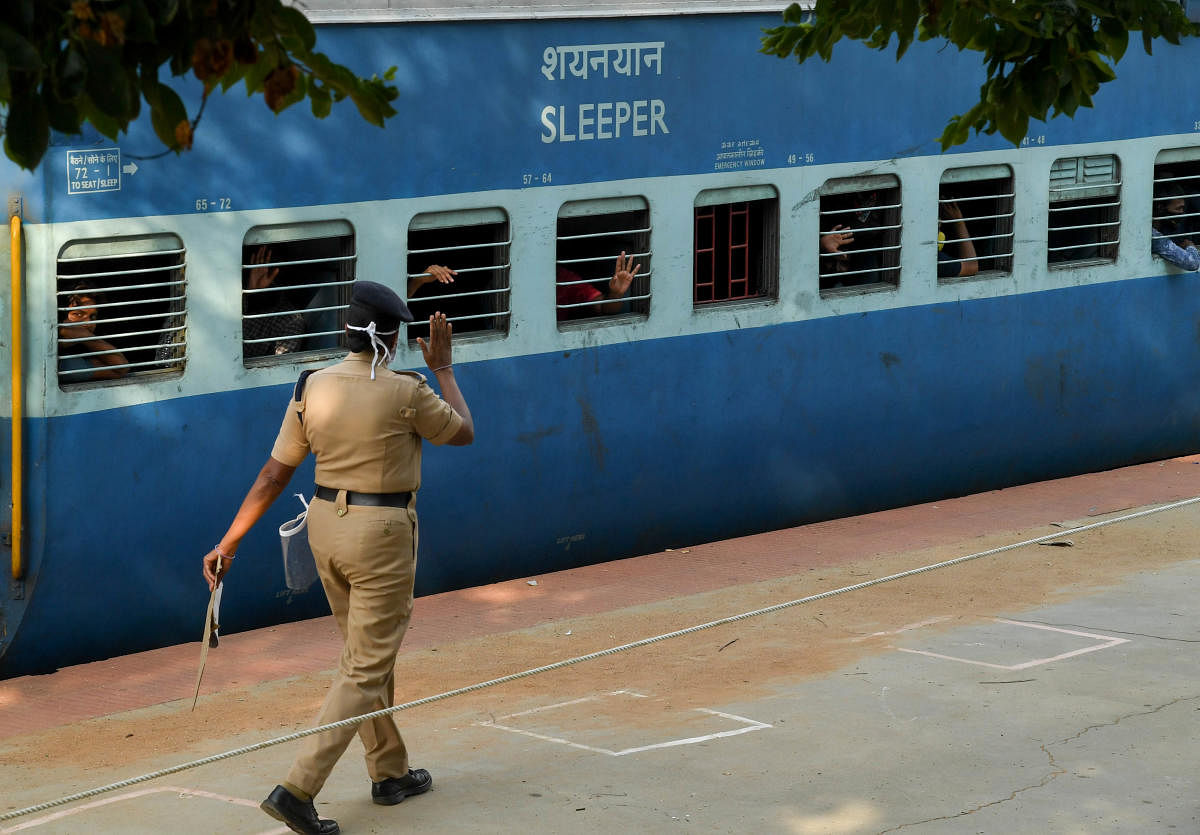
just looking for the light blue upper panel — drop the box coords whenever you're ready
[21,11,1197,224]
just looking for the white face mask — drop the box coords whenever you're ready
[345,320,398,379]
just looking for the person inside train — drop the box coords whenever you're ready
[407,263,459,298]
[408,251,642,321]
[819,190,886,287]
[242,245,306,358]
[1151,183,1200,271]
[57,281,130,382]
[936,201,979,279]
[554,249,641,320]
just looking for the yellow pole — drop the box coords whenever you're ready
[9,215,22,580]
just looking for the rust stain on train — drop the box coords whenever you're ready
[576,396,606,471]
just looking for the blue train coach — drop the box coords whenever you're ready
[3,0,1200,676]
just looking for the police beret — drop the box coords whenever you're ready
[350,280,413,323]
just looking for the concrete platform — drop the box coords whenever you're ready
[2,457,1199,833]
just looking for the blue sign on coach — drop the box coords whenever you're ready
[67,148,122,195]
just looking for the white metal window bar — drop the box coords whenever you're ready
[556,197,652,321]
[406,209,511,339]
[1048,156,1121,262]
[936,168,1015,276]
[1151,162,1200,244]
[241,228,356,363]
[56,239,187,385]
[818,190,902,285]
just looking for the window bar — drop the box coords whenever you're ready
[242,279,354,299]
[239,253,356,270]
[58,247,187,264]
[437,310,513,324]
[694,207,716,302]
[556,227,651,243]
[728,203,750,299]
[557,251,650,267]
[56,268,186,285]
[557,270,653,289]
[58,294,182,315]
[1048,199,1121,213]
[407,264,508,280]
[408,239,512,257]
[556,291,652,312]
[60,324,186,344]
[821,264,902,280]
[59,355,186,377]
[1049,219,1122,234]
[410,286,511,303]
[940,191,1016,202]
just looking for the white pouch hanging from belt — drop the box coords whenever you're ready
[279,493,318,592]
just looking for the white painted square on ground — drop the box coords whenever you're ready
[479,690,770,756]
[894,618,1129,671]
[0,786,284,834]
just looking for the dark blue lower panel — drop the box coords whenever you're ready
[3,274,1199,676]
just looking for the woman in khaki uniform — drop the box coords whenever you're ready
[202,281,474,835]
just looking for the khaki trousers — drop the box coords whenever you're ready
[286,490,418,796]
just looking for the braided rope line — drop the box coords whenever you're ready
[4,494,1197,824]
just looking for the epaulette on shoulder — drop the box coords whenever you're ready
[394,369,428,384]
[294,369,316,401]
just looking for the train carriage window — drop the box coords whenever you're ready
[242,221,355,365]
[1047,155,1121,266]
[1151,148,1200,259]
[693,186,778,306]
[557,197,651,326]
[938,165,1015,282]
[407,208,511,343]
[56,234,186,387]
[818,176,901,294]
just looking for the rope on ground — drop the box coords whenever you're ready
[4,494,1198,824]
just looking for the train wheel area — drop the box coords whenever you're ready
[2,457,1199,833]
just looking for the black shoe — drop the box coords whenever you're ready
[260,785,340,835]
[371,768,433,806]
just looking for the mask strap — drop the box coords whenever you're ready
[346,321,398,379]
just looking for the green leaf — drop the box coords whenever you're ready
[54,45,87,101]
[1098,16,1129,62]
[157,0,181,26]
[3,90,49,170]
[43,92,83,135]
[309,83,331,119]
[276,70,306,113]
[996,101,1029,146]
[148,82,187,148]
[124,1,157,43]
[0,22,42,75]
[272,5,317,52]
[77,92,123,140]
[243,44,276,94]
[82,41,136,126]
[219,59,247,93]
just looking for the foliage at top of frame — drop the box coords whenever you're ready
[761,0,1200,149]
[0,0,400,170]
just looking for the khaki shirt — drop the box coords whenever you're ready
[271,353,463,493]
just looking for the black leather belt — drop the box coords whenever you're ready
[314,485,411,507]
